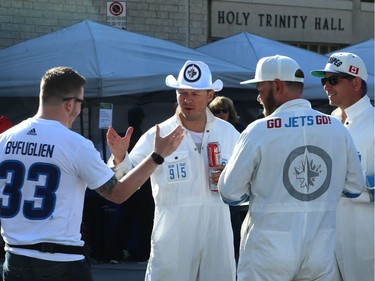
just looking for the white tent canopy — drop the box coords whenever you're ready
[0,20,251,99]
[196,32,331,100]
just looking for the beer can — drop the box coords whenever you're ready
[207,142,221,191]
[208,142,221,167]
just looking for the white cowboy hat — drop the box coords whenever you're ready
[166,60,223,92]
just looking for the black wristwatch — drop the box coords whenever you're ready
[151,152,164,165]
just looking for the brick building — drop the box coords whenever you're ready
[1,0,373,52]
[0,0,373,143]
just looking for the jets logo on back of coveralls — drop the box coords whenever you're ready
[283,145,332,201]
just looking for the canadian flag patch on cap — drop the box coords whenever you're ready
[348,65,359,75]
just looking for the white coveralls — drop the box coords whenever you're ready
[112,109,238,281]
[331,95,375,281]
[219,99,365,281]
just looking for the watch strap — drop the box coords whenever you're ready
[151,152,164,164]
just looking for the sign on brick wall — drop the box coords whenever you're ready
[106,1,127,29]
[210,1,355,44]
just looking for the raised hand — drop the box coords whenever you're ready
[106,126,133,165]
[153,124,184,158]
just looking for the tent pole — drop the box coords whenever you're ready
[101,129,107,161]
[88,105,92,140]
[186,0,190,47]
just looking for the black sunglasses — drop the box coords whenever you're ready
[62,97,85,105]
[320,76,354,87]
[213,108,229,114]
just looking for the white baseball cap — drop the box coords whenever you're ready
[240,55,304,85]
[166,60,223,92]
[311,52,368,82]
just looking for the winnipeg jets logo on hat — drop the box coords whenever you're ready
[184,64,201,82]
[348,65,359,75]
[165,60,223,91]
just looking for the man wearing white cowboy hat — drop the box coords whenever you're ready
[219,55,365,281]
[106,60,239,281]
[311,52,374,281]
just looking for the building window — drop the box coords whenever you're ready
[290,42,347,55]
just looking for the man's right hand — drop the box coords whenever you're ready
[153,124,184,158]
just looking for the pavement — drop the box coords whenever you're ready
[91,261,147,281]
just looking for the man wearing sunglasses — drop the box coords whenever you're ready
[0,66,184,281]
[311,52,374,281]
[219,55,365,281]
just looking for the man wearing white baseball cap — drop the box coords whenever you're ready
[311,52,374,281]
[107,60,239,281]
[219,55,365,281]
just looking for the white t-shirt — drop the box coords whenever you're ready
[0,117,114,261]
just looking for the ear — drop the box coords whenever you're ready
[63,99,73,113]
[353,77,362,92]
[273,79,283,96]
[207,90,215,102]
